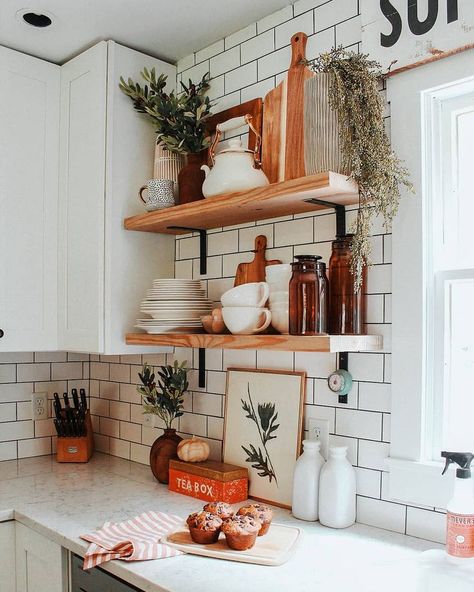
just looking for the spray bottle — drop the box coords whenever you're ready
[441,451,474,559]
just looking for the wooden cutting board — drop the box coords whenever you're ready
[262,32,314,183]
[162,523,301,566]
[234,235,281,286]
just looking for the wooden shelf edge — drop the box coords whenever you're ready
[125,333,383,353]
[124,172,358,235]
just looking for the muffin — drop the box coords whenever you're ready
[221,515,261,551]
[202,501,234,520]
[186,511,222,545]
[237,503,273,536]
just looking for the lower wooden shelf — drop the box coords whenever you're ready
[125,333,383,353]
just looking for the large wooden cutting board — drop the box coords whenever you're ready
[234,235,281,286]
[262,32,314,183]
[162,523,301,566]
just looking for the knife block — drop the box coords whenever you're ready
[56,412,94,463]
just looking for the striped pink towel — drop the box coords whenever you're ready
[80,511,184,569]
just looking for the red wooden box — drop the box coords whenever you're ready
[169,459,248,504]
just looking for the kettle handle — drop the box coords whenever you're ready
[209,114,262,167]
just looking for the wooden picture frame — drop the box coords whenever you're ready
[223,368,306,508]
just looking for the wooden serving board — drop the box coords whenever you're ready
[262,32,314,183]
[234,235,281,286]
[162,523,301,566]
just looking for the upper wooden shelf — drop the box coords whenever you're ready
[125,333,382,353]
[124,172,358,235]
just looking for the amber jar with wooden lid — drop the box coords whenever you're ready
[328,235,366,335]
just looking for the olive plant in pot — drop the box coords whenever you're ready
[119,69,213,204]
[306,48,413,290]
[137,361,189,483]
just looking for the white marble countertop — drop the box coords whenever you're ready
[1,453,473,592]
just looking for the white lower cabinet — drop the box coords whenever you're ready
[15,523,67,592]
[0,521,16,592]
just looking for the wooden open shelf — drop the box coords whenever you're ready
[124,172,358,234]
[125,333,382,353]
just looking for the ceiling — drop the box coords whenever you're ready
[0,0,292,65]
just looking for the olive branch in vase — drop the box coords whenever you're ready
[241,384,279,485]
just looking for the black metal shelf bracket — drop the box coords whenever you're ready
[338,351,349,404]
[304,198,346,237]
[168,226,207,275]
[198,348,206,388]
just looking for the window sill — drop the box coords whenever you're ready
[388,458,453,509]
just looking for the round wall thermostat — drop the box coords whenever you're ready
[328,369,352,396]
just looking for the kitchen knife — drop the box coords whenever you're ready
[53,418,62,437]
[54,392,62,411]
[71,388,80,410]
[63,392,70,408]
[53,398,62,421]
[79,388,87,411]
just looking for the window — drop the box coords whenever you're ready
[388,50,474,509]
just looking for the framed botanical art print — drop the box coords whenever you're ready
[223,368,306,508]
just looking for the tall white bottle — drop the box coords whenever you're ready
[319,446,356,528]
[292,440,325,521]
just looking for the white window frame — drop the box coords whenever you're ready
[388,49,474,509]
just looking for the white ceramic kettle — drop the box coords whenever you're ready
[201,115,269,198]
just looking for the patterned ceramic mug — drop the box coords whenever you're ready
[138,179,175,211]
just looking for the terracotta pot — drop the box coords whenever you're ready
[149,428,182,484]
[177,152,206,204]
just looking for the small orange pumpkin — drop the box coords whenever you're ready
[177,436,210,463]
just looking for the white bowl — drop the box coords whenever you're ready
[270,306,289,334]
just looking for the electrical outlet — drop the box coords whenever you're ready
[308,418,330,460]
[31,392,48,421]
[143,413,155,428]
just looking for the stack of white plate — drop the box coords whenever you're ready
[135,279,212,334]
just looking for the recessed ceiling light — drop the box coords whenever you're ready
[22,12,52,27]
[15,8,56,29]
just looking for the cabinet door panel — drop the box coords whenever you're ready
[0,47,59,351]
[0,521,15,592]
[104,41,175,354]
[15,523,66,592]
[58,42,108,353]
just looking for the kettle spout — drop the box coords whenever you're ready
[200,164,210,178]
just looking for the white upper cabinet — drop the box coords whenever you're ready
[58,41,175,354]
[0,46,60,352]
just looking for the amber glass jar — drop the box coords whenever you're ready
[316,259,329,334]
[289,255,319,335]
[328,235,366,334]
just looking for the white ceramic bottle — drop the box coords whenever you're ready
[292,439,325,521]
[319,446,356,528]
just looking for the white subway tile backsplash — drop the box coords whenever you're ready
[275,12,314,49]
[110,401,131,422]
[0,352,33,363]
[328,434,358,465]
[304,404,335,432]
[130,442,150,465]
[336,408,382,440]
[241,30,274,64]
[257,6,293,34]
[0,420,33,442]
[208,416,224,440]
[193,392,222,416]
[225,23,256,49]
[210,46,240,78]
[366,294,384,324]
[196,39,224,64]
[256,350,294,371]
[17,363,50,383]
[355,467,381,498]
[208,230,238,256]
[0,403,16,422]
[349,353,384,382]
[0,441,17,461]
[335,15,361,48]
[367,264,392,294]
[240,77,275,103]
[274,218,313,246]
[225,62,257,93]
[177,53,195,73]
[110,363,131,384]
[120,421,141,443]
[51,362,83,380]
[295,351,337,379]
[35,351,67,363]
[223,349,257,370]
[18,437,51,459]
[179,412,207,437]
[222,251,253,278]
[406,507,445,544]
[314,378,358,408]
[91,362,110,381]
[358,382,391,413]
[258,45,291,79]
[358,440,390,471]
[314,214,336,242]
[315,0,358,33]
[180,60,210,86]
[109,437,130,460]
[357,497,406,534]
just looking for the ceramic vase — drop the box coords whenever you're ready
[149,428,182,484]
[153,142,185,199]
[177,151,206,204]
